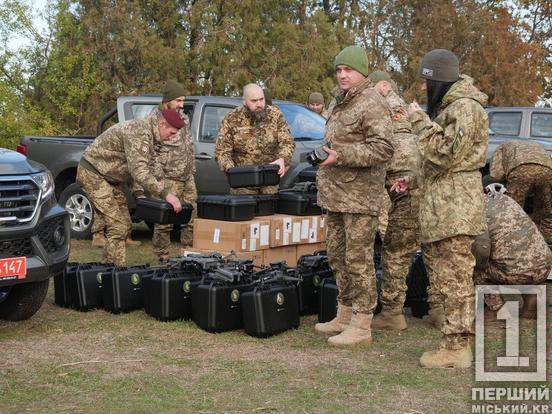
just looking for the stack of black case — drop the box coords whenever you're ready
[318,278,338,323]
[278,182,321,216]
[135,198,193,225]
[226,164,280,188]
[54,262,79,308]
[102,265,155,314]
[196,195,257,221]
[66,262,115,311]
[295,251,333,315]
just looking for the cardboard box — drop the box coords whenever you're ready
[193,218,271,252]
[183,247,264,267]
[262,245,297,267]
[296,242,326,258]
[258,214,296,247]
[305,215,327,243]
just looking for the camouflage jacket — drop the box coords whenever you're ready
[490,140,552,181]
[214,105,295,171]
[133,108,196,197]
[485,193,552,275]
[384,91,420,202]
[410,75,489,243]
[82,115,166,198]
[317,77,394,215]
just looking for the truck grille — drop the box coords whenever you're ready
[0,239,33,259]
[37,216,66,253]
[0,178,39,224]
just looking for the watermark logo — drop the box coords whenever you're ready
[475,285,547,382]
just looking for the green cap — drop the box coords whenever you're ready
[334,46,369,76]
[308,92,324,105]
[162,80,187,103]
[368,70,392,83]
[419,49,460,82]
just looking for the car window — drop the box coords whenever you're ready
[200,105,234,142]
[489,112,522,136]
[277,103,324,141]
[531,113,552,139]
[131,104,158,120]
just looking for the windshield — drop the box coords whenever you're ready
[277,103,325,141]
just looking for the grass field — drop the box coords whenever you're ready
[1,225,550,413]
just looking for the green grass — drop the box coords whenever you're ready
[1,225,551,413]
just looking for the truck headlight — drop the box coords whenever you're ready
[32,171,55,200]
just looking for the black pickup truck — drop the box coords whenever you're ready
[18,95,325,239]
[0,148,70,320]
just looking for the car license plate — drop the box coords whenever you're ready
[0,257,27,280]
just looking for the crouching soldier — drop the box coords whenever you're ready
[474,186,552,320]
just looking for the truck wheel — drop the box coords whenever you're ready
[59,183,94,239]
[0,280,49,321]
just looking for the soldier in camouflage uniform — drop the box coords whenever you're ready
[307,92,325,116]
[215,84,295,195]
[313,46,394,347]
[134,80,197,261]
[76,109,184,266]
[407,49,488,368]
[490,140,552,245]
[473,190,552,320]
[368,71,421,331]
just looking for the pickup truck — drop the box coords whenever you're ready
[0,148,70,320]
[18,95,325,239]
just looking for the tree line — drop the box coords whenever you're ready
[0,0,550,149]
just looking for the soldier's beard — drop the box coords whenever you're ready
[245,106,267,122]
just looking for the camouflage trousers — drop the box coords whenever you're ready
[507,164,552,244]
[326,211,379,315]
[76,165,131,266]
[153,178,197,258]
[91,209,131,238]
[230,186,278,195]
[473,263,550,311]
[380,194,420,312]
[377,192,392,240]
[423,235,476,350]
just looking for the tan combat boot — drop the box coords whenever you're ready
[91,233,106,248]
[314,304,352,335]
[419,344,472,369]
[327,312,373,347]
[424,306,445,329]
[371,310,407,331]
[520,294,538,319]
[126,237,142,246]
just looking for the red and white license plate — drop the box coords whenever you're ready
[0,257,27,280]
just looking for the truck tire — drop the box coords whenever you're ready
[0,280,49,321]
[59,183,94,239]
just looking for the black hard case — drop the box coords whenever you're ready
[252,194,278,216]
[196,195,256,221]
[227,164,280,188]
[67,263,115,311]
[192,279,255,333]
[297,168,317,183]
[404,252,430,318]
[54,262,79,307]
[143,268,203,321]
[295,253,333,315]
[135,197,193,225]
[102,266,154,314]
[318,278,338,323]
[241,283,300,338]
[278,191,321,216]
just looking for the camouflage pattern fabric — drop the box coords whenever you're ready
[380,194,420,311]
[76,166,131,266]
[422,235,476,350]
[490,140,552,182]
[81,115,165,198]
[317,77,394,215]
[91,212,105,235]
[504,164,552,244]
[377,192,391,239]
[230,186,278,195]
[326,212,379,314]
[215,105,295,172]
[152,178,198,257]
[472,192,552,308]
[410,75,488,244]
[380,91,421,311]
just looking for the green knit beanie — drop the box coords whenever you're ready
[162,80,187,102]
[308,92,324,105]
[368,70,392,83]
[334,46,369,76]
